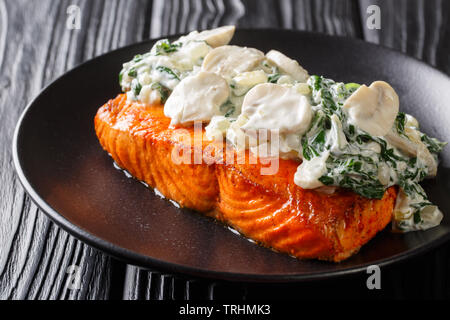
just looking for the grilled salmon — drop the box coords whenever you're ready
[95,94,397,262]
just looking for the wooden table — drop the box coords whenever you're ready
[1,0,449,300]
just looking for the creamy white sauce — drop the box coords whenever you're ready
[240,83,312,135]
[164,71,230,125]
[205,115,231,141]
[393,189,443,231]
[294,151,330,189]
[118,26,446,232]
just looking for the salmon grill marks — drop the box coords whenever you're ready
[95,94,398,262]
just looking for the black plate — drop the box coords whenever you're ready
[13,29,450,282]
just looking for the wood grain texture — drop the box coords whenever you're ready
[0,0,449,300]
[0,0,145,300]
[359,0,450,74]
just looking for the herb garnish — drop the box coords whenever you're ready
[156,66,180,80]
[155,39,181,55]
[151,82,171,104]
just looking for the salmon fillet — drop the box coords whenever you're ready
[95,94,397,262]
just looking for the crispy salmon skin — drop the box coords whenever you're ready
[95,94,397,262]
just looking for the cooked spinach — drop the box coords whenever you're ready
[133,54,143,63]
[131,80,142,96]
[151,82,171,104]
[268,73,281,83]
[304,75,446,229]
[155,39,181,55]
[156,66,180,80]
[128,67,137,78]
[220,100,236,118]
[421,133,447,154]
[395,112,407,135]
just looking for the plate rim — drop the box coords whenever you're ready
[12,28,450,283]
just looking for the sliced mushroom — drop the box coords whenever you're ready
[385,128,437,177]
[164,71,230,125]
[240,83,312,135]
[266,50,309,82]
[182,26,236,48]
[201,45,265,79]
[343,81,399,137]
[233,70,268,87]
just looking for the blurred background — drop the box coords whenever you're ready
[0,0,449,300]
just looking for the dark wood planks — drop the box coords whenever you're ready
[0,0,449,300]
[0,0,147,300]
[359,0,450,73]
